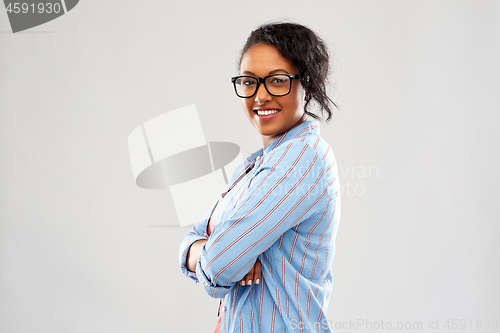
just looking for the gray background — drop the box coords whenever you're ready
[1,0,499,332]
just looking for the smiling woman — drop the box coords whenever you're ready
[179,22,341,333]
[238,43,307,148]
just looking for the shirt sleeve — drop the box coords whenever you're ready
[178,207,211,282]
[197,141,330,298]
[178,159,250,283]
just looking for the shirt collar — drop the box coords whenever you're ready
[246,120,320,163]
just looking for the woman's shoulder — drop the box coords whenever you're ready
[269,131,334,166]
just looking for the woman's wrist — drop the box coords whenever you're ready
[186,239,208,272]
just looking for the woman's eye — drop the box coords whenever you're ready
[270,76,288,84]
[242,80,256,86]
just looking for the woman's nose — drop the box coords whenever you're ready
[254,82,272,104]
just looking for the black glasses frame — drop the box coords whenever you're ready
[231,74,301,98]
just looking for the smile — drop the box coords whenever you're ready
[254,109,281,116]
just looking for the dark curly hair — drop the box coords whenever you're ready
[238,22,336,122]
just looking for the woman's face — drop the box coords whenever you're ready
[239,43,306,148]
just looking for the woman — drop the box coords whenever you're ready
[179,22,341,333]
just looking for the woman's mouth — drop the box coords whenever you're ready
[254,108,281,116]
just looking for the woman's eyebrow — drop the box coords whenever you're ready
[241,69,291,76]
[269,69,290,74]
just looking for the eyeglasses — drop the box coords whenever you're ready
[231,74,300,98]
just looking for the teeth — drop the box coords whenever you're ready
[256,109,280,116]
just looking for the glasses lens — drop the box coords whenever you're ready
[234,76,258,97]
[265,75,291,96]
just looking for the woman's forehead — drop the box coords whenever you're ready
[240,44,298,75]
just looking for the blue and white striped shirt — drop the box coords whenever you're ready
[179,120,341,333]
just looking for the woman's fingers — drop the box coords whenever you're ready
[253,259,262,284]
[241,265,254,286]
[240,259,262,286]
[246,265,254,285]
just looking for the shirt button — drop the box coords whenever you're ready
[221,306,225,312]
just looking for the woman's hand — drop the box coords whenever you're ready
[240,259,261,285]
[186,239,208,272]
[189,239,261,286]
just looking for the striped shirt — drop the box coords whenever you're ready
[179,120,341,333]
